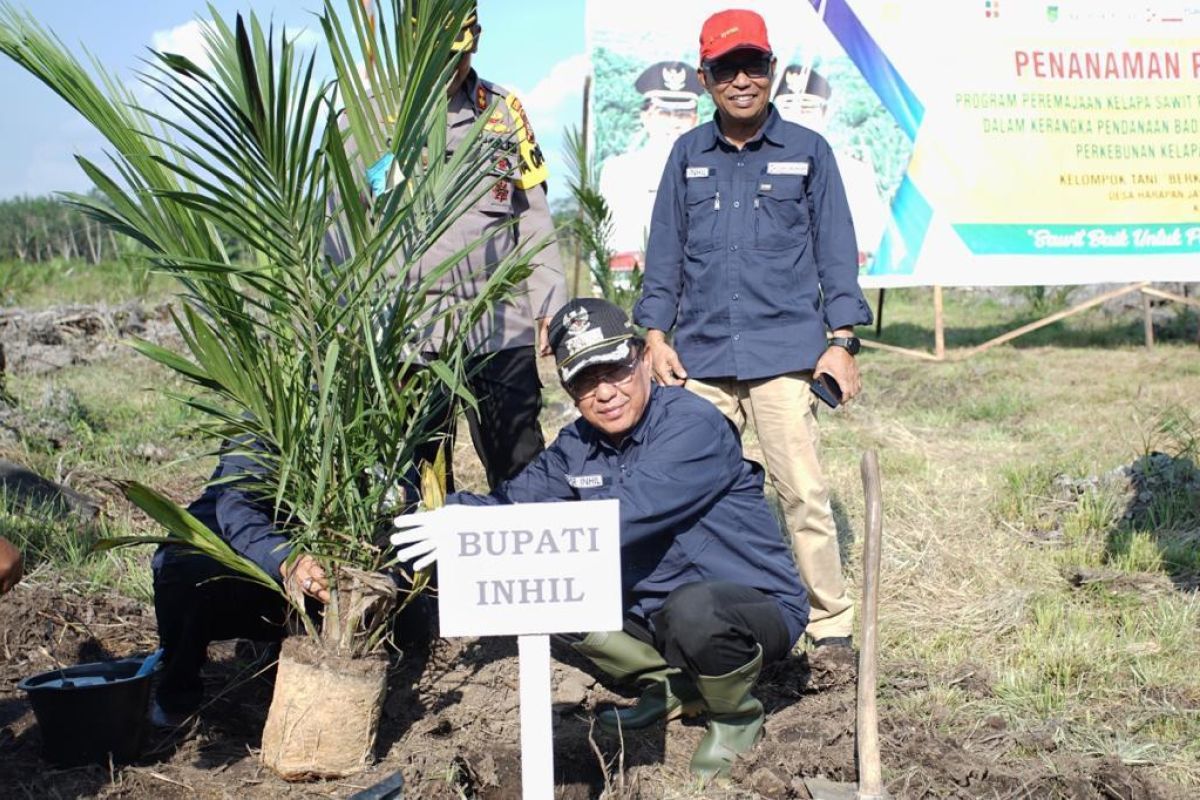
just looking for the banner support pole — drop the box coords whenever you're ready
[964,282,1150,358]
[933,285,946,360]
[874,288,885,337]
[1142,291,1155,350]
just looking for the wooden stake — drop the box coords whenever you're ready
[1141,286,1200,311]
[1142,291,1155,350]
[858,451,885,799]
[933,286,945,360]
[859,338,941,362]
[965,282,1149,358]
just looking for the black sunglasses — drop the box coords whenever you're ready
[703,53,773,85]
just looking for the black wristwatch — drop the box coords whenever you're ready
[828,335,861,356]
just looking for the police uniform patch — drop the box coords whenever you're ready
[475,85,488,111]
[493,156,513,202]
[686,167,711,179]
[503,92,549,191]
[485,111,509,133]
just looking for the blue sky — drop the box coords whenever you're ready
[0,0,586,201]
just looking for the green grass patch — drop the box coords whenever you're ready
[0,259,175,308]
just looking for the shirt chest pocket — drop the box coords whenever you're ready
[683,179,720,255]
[753,176,809,252]
[472,176,518,262]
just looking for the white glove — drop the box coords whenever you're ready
[390,506,460,570]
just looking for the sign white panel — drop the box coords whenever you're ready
[435,499,623,638]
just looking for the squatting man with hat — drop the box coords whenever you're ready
[393,297,811,779]
[634,10,873,650]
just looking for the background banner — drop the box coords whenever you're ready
[586,0,1200,287]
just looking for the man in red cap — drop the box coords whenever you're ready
[635,8,872,679]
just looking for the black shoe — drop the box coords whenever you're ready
[811,636,852,649]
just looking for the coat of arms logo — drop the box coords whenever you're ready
[663,66,687,92]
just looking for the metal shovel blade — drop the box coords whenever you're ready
[804,776,859,800]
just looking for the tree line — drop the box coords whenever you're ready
[0,194,128,264]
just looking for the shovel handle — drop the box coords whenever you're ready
[857,451,885,799]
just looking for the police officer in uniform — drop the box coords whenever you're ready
[359,4,568,490]
[598,61,703,263]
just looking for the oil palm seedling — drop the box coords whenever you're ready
[1,0,543,777]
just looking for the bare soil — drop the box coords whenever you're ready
[0,579,1182,799]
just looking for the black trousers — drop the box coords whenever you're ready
[629,581,792,677]
[420,346,546,492]
[153,554,288,712]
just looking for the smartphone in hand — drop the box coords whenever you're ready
[810,373,843,409]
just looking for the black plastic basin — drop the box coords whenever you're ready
[18,657,155,765]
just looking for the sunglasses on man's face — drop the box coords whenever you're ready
[566,354,640,400]
[703,54,773,85]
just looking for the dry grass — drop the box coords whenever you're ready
[3,285,1199,796]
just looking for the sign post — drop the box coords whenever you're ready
[419,499,623,800]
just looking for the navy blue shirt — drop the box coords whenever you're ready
[152,448,290,582]
[449,385,810,645]
[635,107,873,381]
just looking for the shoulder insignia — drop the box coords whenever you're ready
[484,110,509,134]
[475,84,488,112]
[503,92,549,190]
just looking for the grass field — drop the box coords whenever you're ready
[1,273,1197,797]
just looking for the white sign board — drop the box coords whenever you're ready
[435,499,623,638]
[408,499,622,799]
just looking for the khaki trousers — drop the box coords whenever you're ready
[686,373,853,640]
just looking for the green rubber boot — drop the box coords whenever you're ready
[571,631,702,732]
[689,645,765,780]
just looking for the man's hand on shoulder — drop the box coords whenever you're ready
[814,333,862,403]
[645,330,688,387]
[0,536,23,595]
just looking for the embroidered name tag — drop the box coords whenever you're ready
[686,167,711,179]
[767,161,809,176]
[567,474,605,489]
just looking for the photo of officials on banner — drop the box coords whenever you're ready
[586,0,1200,288]
[587,0,911,285]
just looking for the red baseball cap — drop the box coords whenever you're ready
[699,9,772,62]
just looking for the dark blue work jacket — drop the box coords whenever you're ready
[151,449,290,583]
[449,385,810,645]
[635,106,873,381]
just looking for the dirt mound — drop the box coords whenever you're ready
[0,582,1187,798]
[0,302,179,378]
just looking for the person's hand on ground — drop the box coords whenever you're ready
[281,554,330,604]
[645,330,688,386]
[814,342,862,403]
[0,536,23,595]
